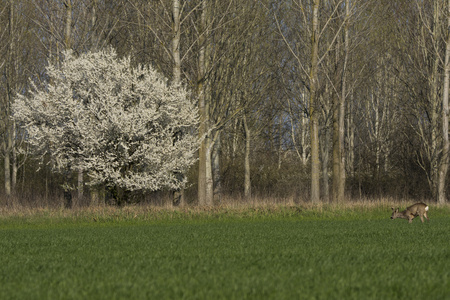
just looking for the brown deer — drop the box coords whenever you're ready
[391,203,429,223]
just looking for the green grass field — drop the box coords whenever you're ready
[0,205,449,299]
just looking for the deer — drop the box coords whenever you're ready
[391,203,429,223]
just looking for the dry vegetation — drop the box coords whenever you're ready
[1,195,447,222]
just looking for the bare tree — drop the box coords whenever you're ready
[396,0,447,201]
[2,0,15,199]
[331,0,350,203]
[438,0,450,204]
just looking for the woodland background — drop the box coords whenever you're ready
[1,0,450,207]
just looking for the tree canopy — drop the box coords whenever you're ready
[13,48,199,192]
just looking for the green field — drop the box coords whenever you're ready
[0,206,449,299]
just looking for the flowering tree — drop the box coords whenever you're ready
[13,48,198,192]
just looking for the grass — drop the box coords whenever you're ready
[0,202,449,299]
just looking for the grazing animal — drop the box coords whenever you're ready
[391,203,429,223]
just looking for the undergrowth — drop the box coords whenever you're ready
[1,199,448,227]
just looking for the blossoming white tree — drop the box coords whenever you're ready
[13,48,198,193]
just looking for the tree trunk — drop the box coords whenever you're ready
[301,108,309,166]
[243,115,251,199]
[213,132,222,203]
[338,0,349,203]
[346,95,355,178]
[65,0,79,205]
[438,0,450,205]
[332,0,349,204]
[3,119,12,200]
[11,121,17,193]
[205,139,214,205]
[91,190,98,206]
[172,0,181,84]
[309,0,321,203]
[197,0,210,206]
[321,124,330,202]
[171,0,185,206]
[64,170,72,209]
[374,93,380,179]
[198,124,207,206]
[64,0,72,50]
[91,0,98,50]
[332,90,340,203]
[77,168,83,204]
[3,0,15,199]
[4,139,11,199]
[430,1,441,200]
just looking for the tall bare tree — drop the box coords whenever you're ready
[172,0,181,84]
[2,0,15,199]
[197,0,210,205]
[309,0,321,203]
[397,0,446,201]
[331,0,350,203]
[438,0,450,204]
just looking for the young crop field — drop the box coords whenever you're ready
[0,204,449,299]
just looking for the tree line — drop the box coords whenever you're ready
[1,0,449,206]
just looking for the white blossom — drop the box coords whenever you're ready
[13,48,199,191]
